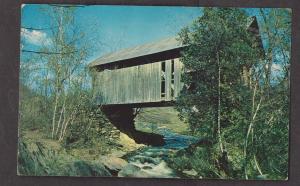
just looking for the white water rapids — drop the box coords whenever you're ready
[120,128,199,178]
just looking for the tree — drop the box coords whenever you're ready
[20,5,95,141]
[259,8,291,96]
[37,6,91,140]
[176,8,262,178]
[248,8,291,179]
[175,7,290,179]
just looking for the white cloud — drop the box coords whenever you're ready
[21,28,51,46]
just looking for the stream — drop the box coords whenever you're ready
[118,128,199,178]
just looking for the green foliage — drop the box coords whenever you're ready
[175,7,289,180]
[62,91,120,149]
[176,8,260,136]
[252,85,289,179]
[19,83,119,150]
[19,85,52,132]
[169,145,228,179]
[18,6,119,177]
[176,8,259,152]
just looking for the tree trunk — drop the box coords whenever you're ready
[217,52,224,153]
[59,110,76,141]
[51,93,59,139]
[55,98,65,138]
[243,83,262,179]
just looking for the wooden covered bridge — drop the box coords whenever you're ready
[88,17,262,146]
[89,37,184,108]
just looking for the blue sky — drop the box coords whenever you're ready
[21,5,268,62]
[21,4,202,62]
[21,5,290,86]
[21,5,287,71]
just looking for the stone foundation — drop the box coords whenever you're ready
[101,105,165,146]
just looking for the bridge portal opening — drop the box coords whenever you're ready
[171,59,175,98]
[161,61,166,99]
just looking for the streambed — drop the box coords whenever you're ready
[118,128,199,178]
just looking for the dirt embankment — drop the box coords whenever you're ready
[18,129,144,176]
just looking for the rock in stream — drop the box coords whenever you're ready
[118,128,199,178]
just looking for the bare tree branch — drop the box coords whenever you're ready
[21,26,59,31]
[22,49,78,55]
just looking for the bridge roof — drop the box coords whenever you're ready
[88,37,183,67]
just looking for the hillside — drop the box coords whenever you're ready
[135,107,189,134]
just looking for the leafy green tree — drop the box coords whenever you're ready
[177,7,260,149]
[259,8,291,94]
[175,7,290,180]
[248,8,290,179]
[20,6,95,140]
[176,8,262,178]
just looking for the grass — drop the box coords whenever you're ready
[135,107,189,134]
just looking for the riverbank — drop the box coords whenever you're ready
[18,107,197,177]
[18,129,144,176]
[18,127,203,178]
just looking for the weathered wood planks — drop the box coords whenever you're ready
[93,58,183,105]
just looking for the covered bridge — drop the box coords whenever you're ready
[89,37,184,107]
[88,17,263,146]
[89,17,262,108]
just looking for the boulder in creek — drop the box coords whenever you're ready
[142,165,153,170]
[130,155,160,165]
[70,160,112,177]
[118,163,149,177]
[182,169,198,177]
[99,156,128,173]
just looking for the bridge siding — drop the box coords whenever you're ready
[174,58,184,98]
[94,58,183,105]
[165,60,171,101]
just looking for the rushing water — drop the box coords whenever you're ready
[120,128,199,178]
